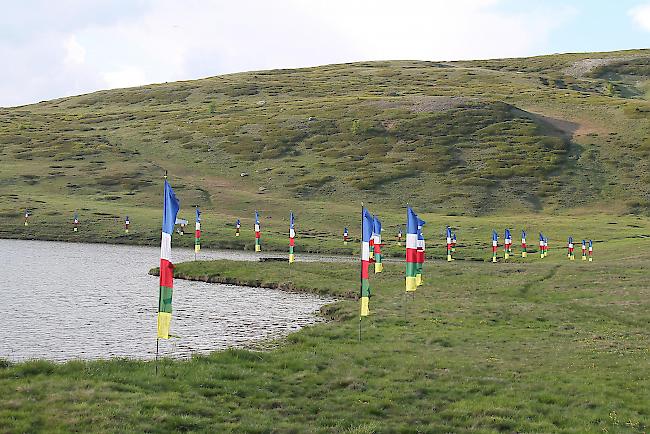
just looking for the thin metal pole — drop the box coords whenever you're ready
[155,338,159,375]
[359,201,364,342]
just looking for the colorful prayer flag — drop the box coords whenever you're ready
[397,227,403,246]
[588,239,593,262]
[157,179,180,339]
[405,207,419,291]
[73,211,79,232]
[567,236,574,260]
[582,239,587,260]
[451,232,457,254]
[344,227,349,245]
[360,208,374,316]
[521,229,527,258]
[446,226,453,262]
[254,211,261,252]
[194,207,201,254]
[373,216,383,273]
[24,209,29,226]
[236,219,240,237]
[416,218,426,286]
[504,228,511,260]
[125,216,130,234]
[492,230,498,263]
[289,211,295,263]
[539,233,545,258]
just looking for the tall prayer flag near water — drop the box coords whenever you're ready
[405,207,420,292]
[373,216,383,273]
[194,207,201,255]
[255,211,261,252]
[157,179,180,340]
[360,207,374,316]
[289,211,295,263]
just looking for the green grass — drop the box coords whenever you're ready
[1,235,648,432]
[1,49,650,252]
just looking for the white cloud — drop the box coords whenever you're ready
[102,67,148,89]
[63,35,86,66]
[629,3,650,31]
[0,0,580,106]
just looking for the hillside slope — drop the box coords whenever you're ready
[0,49,648,247]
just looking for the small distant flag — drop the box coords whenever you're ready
[416,218,426,286]
[588,239,593,262]
[73,211,79,232]
[539,233,545,258]
[254,211,261,252]
[581,239,587,260]
[521,229,527,258]
[397,226,403,246]
[125,216,130,234]
[360,207,374,316]
[446,226,453,262]
[194,207,201,255]
[24,209,29,226]
[158,178,180,339]
[289,211,295,263]
[492,230,498,263]
[343,227,349,245]
[567,236,574,260]
[544,236,549,257]
[235,219,240,237]
[504,228,511,260]
[373,216,383,273]
[405,207,419,291]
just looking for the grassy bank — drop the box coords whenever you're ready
[2,235,649,432]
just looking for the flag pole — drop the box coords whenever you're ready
[359,201,363,342]
[156,170,168,375]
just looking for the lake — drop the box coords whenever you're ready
[0,239,336,362]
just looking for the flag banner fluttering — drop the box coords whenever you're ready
[125,216,130,234]
[452,231,457,254]
[544,236,549,257]
[405,207,423,291]
[195,207,201,255]
[521,229,527,258]
[589,239,593,262]
[373,216,383,273]
[446,226,453,262]
[73,211,79,232]
[343,227,348,245]
[360,207,374,316]
[539,233,545,258]
[24,209,29,226]
[236,219,240,237]
[158,179,180,340]
[582,239,587,261]
[567,236,574,260]
[416,217,426,286]
[504,228,512,260]
[254,211,261,252]
[492,230,498,263]
[289,211,295,263]
[397,227,403,246]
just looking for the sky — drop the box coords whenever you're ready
[1,0,648,107]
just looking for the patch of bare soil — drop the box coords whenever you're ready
[369,96,476,113]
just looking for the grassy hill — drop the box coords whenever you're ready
[0,49,649,250]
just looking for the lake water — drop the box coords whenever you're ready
[0,239,335,362]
